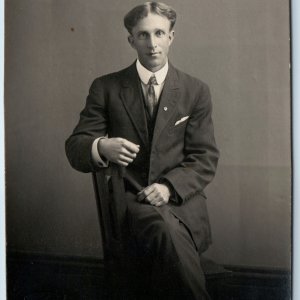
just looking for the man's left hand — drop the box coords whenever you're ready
[137,183,171,207]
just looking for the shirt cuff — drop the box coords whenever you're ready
[91,137,109,167]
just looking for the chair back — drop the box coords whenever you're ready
[92,164,127,264]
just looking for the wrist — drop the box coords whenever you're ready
[161,183,170,196]
[97,137,108,159]
[160,182,173,198]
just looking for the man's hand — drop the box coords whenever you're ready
[137,183,171,207]
[98,138,140,166]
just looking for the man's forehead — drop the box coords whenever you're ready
[132,13,171,30]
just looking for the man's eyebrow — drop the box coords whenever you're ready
[136,28,166,33]
[136,30,148,34]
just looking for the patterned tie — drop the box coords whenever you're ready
[146,74,158,117]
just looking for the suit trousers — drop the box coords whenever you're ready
[124,192,211,300]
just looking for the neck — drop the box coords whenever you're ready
[139,61,168,73]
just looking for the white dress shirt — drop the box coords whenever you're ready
[136,59,168,100]
[92,60,169,166]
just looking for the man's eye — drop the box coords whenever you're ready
[138,32,148,39]
[156,30,165,37]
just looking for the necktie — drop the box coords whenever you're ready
[146,74,158,117]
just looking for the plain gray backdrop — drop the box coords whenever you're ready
[5,0,291,269]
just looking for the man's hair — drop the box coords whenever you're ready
[124,2,177,34]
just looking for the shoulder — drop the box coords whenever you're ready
[171,64,210,93]
[90,63,135,90]
[170,64,212,110]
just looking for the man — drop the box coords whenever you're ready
[66,2,219,299]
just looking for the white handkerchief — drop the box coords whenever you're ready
[174,116,189,126]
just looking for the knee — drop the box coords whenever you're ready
[140,219,173,252]
[126,203,174,253]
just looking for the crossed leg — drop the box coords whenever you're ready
[125,192,211,300]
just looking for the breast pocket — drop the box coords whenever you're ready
[168,116,189,135]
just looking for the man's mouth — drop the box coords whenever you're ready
[148,52,160,56]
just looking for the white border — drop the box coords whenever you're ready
[292,0,298,299]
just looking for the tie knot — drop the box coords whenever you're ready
[148,74,158,86]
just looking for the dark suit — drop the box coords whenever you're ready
[66,62,219,299]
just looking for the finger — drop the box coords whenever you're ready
[137,189,150,202]
[122,140,140,154]
[137,187,146,202]
[118,154,134,163]
[154,200,164,207]
[120,148,137,159]
[147,192,160,204]
[141,185,156,197]
[137,186,155,202]
[149,198,160,205]
[148,195,161,205]
[137,191,146,202]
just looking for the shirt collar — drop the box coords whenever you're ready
[136,59,169,85]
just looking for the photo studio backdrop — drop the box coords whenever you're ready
[5,0,290,270]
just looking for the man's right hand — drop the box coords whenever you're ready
[98,138,140,167]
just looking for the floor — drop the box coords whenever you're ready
[7,254,291,300]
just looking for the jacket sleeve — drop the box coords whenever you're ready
[65,78,108,173]
[161,83,219,204]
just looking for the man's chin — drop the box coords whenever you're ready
[142,59,165,72]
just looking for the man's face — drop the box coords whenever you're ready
[128,13,175,72]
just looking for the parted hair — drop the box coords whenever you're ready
[124,2,177,34]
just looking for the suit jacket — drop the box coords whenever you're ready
[65,62,219,253]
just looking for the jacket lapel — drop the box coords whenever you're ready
[119,63,149,148]
[151,64,180,147]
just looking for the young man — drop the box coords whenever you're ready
[66,2,219,299]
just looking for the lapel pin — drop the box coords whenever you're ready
[164,107,168,111]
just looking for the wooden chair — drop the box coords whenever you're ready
[92,164,232,299]
[92,163,130,298]
[92,164,126,263]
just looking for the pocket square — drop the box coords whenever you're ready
[175,116,189,126]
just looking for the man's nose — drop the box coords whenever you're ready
[147,34,157,49]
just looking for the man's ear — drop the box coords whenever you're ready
[128,35,136,49]
[168,30,175,45]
